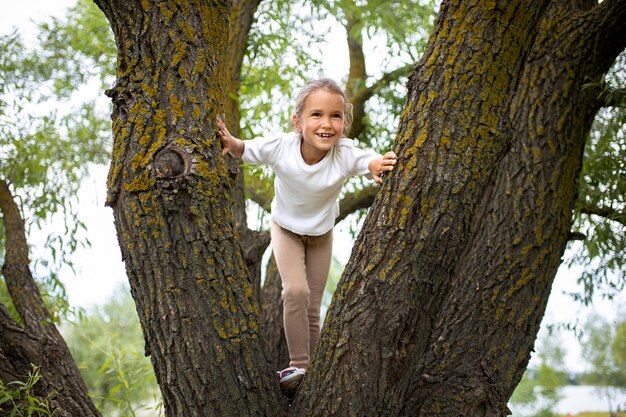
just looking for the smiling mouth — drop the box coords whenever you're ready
[317,133,334,139]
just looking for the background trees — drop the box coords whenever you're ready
[509,333,569,417]
[579,313,626,413]
[64,287,161,416]
[0,22,110,417]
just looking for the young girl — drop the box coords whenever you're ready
[217,78,397,392]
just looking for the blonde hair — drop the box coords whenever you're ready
[293,78,353,135]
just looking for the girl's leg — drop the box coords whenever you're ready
[271,220,310,369]
[303,228,333,357]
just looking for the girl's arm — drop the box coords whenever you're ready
[368,151,397,183]
[216,116,245,158]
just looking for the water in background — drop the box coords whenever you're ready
[510,385,626,416]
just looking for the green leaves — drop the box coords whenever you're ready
[580,313,626,388]
[0,0,113,319]
[0,365,56,417]
[568,52,626,303]
[510,332,568,415]
[63,287,162,417]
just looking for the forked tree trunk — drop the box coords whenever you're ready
[5,0,625,416]
[91,1,626,417]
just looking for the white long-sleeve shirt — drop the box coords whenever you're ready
[243,132,378,235]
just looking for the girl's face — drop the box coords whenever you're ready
[293,89,345,165]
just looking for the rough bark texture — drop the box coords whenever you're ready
[260,255,290,370]
[399,2,626,414]
[94,1,282,415]
[5,0,617,416]
[294,1,626,416]
[0,179,100,417]
[223,0,270,301]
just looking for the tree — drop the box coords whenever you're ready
[4,0,626,416]
[580,313,626,413]
[63,286,161,416]
[87,0,626,416]
[568,51,626,304]
[3,0,427,414]
[510,332,568,417]
[0,26,110,416]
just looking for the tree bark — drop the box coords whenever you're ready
[295,1,552,415]
[88,0,626,416]
[296,1,626,416]
[0,179,100,417]
[223,0,270,300]
[94,1,282,415]
[260,255,290,370]
[392,2,626,414]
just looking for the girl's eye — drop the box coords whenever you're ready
[311,112,321,117]
[333,114,343,119]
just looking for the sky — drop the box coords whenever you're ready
[2,0,624,374]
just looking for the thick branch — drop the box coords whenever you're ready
[0,179,51,334]
[225,0,263,134]
[344,1,368,139]
[225,0,263,230]
[0,180,101,416]
[0,305,31,383]
[588,0,626,69]
[344,0,367,95]
[347,62,414,139]
[342,1,412,140]
[579,202,626,226]
[245,173,273,212]
[336,186,378,223]
[352,63,414,106]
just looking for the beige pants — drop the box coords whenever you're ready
[271,219,333,370]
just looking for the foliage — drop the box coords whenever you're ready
[309,0,435,148]
[568,51,626,304]
[37,0,116,92]
[0,365,56,417]
[0,0,113,322]
[241,0,322,135]
[241,0,436,237]
[578,312,626,415]
[580,313,626,388]
[562,413,618,417]
[510,332,568,417]
[63,286,162,417]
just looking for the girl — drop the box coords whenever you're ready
[217,78,397,392]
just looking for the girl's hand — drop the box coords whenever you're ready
[216,116,244,157]
[369,151,397,183]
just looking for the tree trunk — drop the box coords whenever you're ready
[0,179,100,417]
[295,1,626,416]
[94,1,282,415]
[260,255,290,370]
[223,0,270,302]
[90,0,626,416]
[398,2,626,414]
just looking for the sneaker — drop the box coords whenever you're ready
[278,367,305,393]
